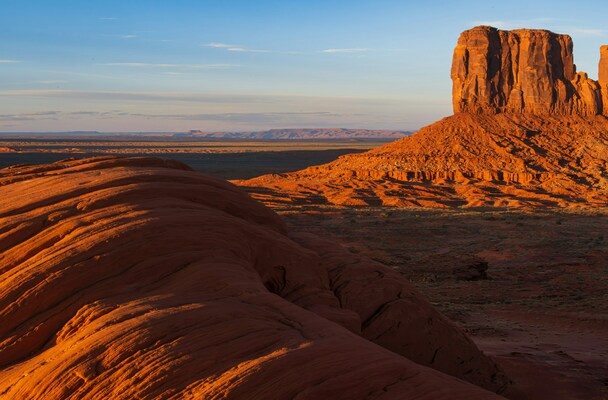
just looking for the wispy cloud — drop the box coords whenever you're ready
[35,80,68,85]
[321,48,368,54]
[0,92,431,131]
[165,111,338,123]
[0,110,340,124]
[4,80,68,86]
[206,43,236,48]
[162,71,187,76]
[204,42,271,53]
[0,60,19,63]
[0,111,61,121]
[99,62,237,69]
[568,27,606,37]
[119,34,139,39]
[227,47,271,53]
[0,90,410,107]
[0,90,281,104]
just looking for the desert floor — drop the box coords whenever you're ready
[2,143,605,399]
[278,206,608,400]
[0,139,384,179]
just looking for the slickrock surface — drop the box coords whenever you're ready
[0,157,506,399]
[238,27,608,209]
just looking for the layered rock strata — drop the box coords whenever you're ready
[239,27,608,209]
[240,112,608,208]
[0,157,507,399]
[452,26,608,116]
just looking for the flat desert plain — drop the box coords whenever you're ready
[0,139,382,179]
[278,206,608,400]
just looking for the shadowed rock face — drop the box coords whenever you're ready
[452,26,608,115]
[0,157,506,399]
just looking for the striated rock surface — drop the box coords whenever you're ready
[238,27,608,209]
[0,157,506,399]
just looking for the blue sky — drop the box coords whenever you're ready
[1,0,607,132]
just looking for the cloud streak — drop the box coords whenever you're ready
[0,110,342,124]
[99,62,237,69]
[0,111,61,121]
[0,60,19,63]
[205,43,374,55]
[204,42,271,53]
[568,28,605,37]
[3,80,69,88]
[321,48,368,54]
[36,80,68,85]
[0,90,286,104]
[0,90,413,111]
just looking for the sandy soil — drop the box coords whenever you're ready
[278,206,608,400]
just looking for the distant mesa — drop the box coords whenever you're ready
[238,26,608,209]
[183,128,410,140]
[0,157,506,398]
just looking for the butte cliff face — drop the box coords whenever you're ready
[452,26,608,116]
[0,157,506,399]
[239,26,608,209]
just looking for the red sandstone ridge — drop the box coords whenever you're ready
[237,27,608,209]
[0,157,507,399]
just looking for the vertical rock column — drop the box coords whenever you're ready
[599,45,608,115]
[452,26,606,116]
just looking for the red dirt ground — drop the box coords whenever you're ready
[278,206,608,400]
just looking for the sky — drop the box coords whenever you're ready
[1,0,608,132]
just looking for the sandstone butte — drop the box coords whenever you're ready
[238,26,608,209]
[0,157,509,399]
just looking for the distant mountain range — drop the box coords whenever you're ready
[0,128,411,141]
[182,128,411,140]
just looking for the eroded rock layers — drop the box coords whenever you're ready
[0,157,506,399]
[239,113,608,208]
[452,26,608,116]
[239,27,608,209]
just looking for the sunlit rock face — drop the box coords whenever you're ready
[598,45,608,83]
[238,26,608,209]
[452,26,608,116]
[0,157,505,399]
